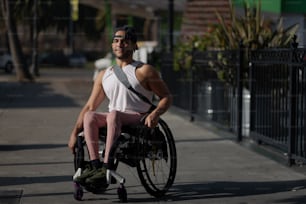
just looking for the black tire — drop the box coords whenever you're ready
[74,136,85,171]
[136,119,177,197]
[73,182,84,201]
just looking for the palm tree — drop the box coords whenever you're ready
[1,0,33,82]
[1,0,105,81]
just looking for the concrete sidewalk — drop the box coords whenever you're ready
[0,68,306,204]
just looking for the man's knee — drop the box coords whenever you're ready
[84,110,96,126]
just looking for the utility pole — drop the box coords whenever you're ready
[168,0,174,53]
[105,0,112,44]
[69,0,79,54]
[31,0,39,76]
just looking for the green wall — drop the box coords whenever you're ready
[233,0,306,13]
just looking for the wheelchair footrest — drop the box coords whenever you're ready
[107,169,125,185]
[73,168,82,181]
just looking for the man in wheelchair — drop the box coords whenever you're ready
[68,25,172,187]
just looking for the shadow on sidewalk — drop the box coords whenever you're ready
[0,175,71,186]
[81,180,306,203]
[0,82,78,108]
[0,144,67,151]
[163,181,306,202]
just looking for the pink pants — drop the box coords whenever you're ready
[83,110,143,163]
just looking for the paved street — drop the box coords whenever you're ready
[0,68,306,204]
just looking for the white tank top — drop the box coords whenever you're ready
[102,61,154,113]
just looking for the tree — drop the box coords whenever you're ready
[1,0,33,82]
[1,0,106,81]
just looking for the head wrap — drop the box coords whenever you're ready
[113,25,138,49]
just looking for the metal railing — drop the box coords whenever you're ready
[249,48,306,165]
[161,50,242,134]
[161,45,306,165]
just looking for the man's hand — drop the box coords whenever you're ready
[68,134,77,154]
[144,112,160,128]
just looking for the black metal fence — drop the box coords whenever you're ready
[249,48,306,164]
[161,46,306,165]
[161,50,242,133]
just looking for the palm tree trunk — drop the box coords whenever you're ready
[1,0,33,82]
[30,0,39,77]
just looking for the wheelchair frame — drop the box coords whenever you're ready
[73,118,177,202]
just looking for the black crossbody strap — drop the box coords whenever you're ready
[113,64,156,109]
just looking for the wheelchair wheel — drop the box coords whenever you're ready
[74,136,85,171]
[136,118,177,197]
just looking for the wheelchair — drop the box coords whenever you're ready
[72,118,177,202]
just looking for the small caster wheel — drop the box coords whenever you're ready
[117,184,127,203]
[73,182,83,201]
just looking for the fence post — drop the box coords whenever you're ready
[249,52,254,137]
[237,42,244,142]
[288,35,298,166]
[189,47,195,122]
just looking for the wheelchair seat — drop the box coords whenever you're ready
[98,124,146,139]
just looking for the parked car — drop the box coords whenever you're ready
[0,53,14,73]
[38,52,87,68]
[68,53,87,67]
[38,52,68,67]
